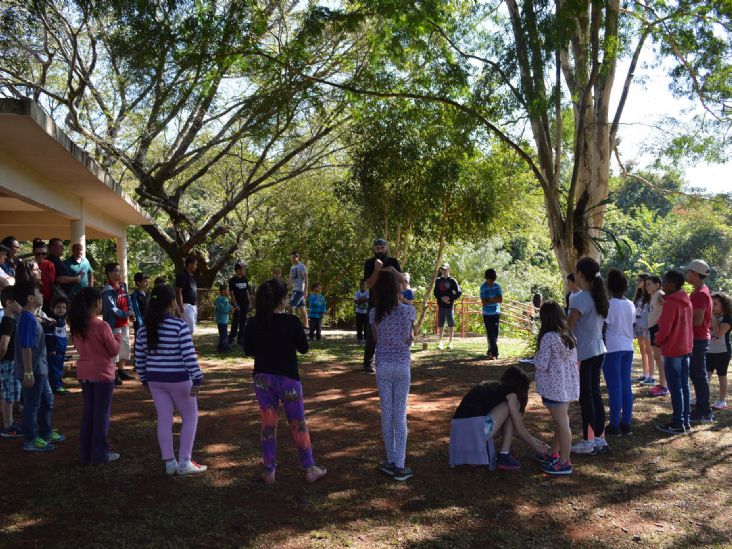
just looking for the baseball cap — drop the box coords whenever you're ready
[681,259,711,276]
[133,272,150,283]
[373,238,387,246]
[440,263,450,269]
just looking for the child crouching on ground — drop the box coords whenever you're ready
[215,284,233,352]
[0,287,22,438]
[533,301,579,475]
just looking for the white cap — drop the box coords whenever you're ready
[681,259,711,276]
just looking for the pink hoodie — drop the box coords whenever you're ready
[74,316,120,383]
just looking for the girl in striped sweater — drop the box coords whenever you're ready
[135,284,206,476]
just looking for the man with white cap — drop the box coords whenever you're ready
[683,259,715,423]
[433,263,462,350]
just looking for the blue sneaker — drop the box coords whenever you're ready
[533,452,559,466]
[378,461,396,476]
[635,375,647,384]
[23,437,56,452]
[542,459,573,475]
[496,452,521,471]
[44,430,65,443]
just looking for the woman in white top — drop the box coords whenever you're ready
[603,269,636,436]
[646,276,668,396]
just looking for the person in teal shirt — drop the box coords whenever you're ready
[307,283,327,341]
[64,243,94,300]
[215,284,233,352]
[480,269,503,359]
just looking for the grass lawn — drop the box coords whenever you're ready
[1,324,730,548]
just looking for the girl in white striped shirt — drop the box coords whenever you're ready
[135,284,206,476]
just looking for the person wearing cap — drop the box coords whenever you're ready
[288,252,309,330]
[683,259,715,423]
[64,243,94,300]
[130,272,150,336]
[433,263,462,350]
[228,262,251,347]
[363,238,402,373]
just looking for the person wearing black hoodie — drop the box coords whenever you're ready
[434,263,462,350]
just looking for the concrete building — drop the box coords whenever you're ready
[0,98,151,279]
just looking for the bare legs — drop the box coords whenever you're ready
[638,337,653,378]
[651,346,667,387]
[548,404,571,463]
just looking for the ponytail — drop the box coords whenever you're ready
[576,257,609,317]
[69,287,101,340]
[255,278,288,331]
[143,284,176,350]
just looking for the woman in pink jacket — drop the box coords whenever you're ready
[69,287,120,464]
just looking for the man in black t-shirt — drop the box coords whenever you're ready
[228,262,251,346]
[175,256,198,335]
[362,238,402,373]
[47,238,82,298]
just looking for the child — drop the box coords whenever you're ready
[400,273,414,305]
[135,284,206,475]
[480,268,502,359]
[307,283,327,341]
[45,295,69,395]
[14,280,65,451]
[130,272,150,336]
[214,284,233,352]
[450,366,551,472]
[655,270,694,434]
[102,263,133,385]
[244,278,326,484]
[69,287,121,464]
[567,257,608,455]
[633,273,654,385]
[354,279,369,343]
[708,293,731,410]
[533,302,579,475]
[646,276,669,396]
[603,269,636,436]
[564,273,579,314]
[0,287,22,438]
[370,269,416,481]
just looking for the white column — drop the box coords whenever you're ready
[116,230,128,286]
[71,199,86,250]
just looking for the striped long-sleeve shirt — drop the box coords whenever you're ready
[134,314,203,386]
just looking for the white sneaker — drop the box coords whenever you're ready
[570,439,597,455]
[594,437,609,454]
[447,342,454,350]
[177,459,208,475]
[711,400,727,410]
[165,459,178,476]
[105,452,120,463]
[690,397,696,406]
[437,342,445,350]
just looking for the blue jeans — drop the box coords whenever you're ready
[664,355,691,427]
[217,323,230,351]
[690,339,711,416]
[602,350,634,427]
[22,374,54,444]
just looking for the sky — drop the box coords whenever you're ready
[611,48,730,195]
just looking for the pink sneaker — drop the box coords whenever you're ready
[649,385,669,397]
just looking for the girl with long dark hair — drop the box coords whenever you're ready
[370,269,416,481]
[567,257,608,455]
[135,284,205,476]
[450,366,550,471]
[244,278,326,484]
[69,287,121,464]
[533,301,579,475]
[633,273,654,385]
[646,276,669,396]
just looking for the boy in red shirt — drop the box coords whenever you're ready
[655,270,694,435]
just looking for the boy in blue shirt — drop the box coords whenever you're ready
[14,281,65,451]
[307,283,327,341]
[45,295,69,395]
[215,284,233,352]
[480,269,503,359]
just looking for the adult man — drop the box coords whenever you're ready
[102,262,134,384]
[64,243,94,300]
[1,236,20,276]
[433,263,462,350]
[480,268,503,359]
[683,259,714,423]
[175,256,198,335]
[33,241,55,307]
[363,238,402,373]
[228,262,251,346]
[288,252,309,330]
[47,238,82,298]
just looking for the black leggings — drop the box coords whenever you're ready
[579,354,606,439]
